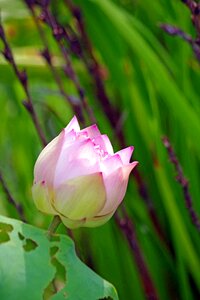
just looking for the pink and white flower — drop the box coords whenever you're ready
[32,116,138,228]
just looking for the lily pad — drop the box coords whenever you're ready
[0,215,118,300]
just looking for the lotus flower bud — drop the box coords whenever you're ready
[32,116,138,229]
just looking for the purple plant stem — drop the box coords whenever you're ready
[160,23,200,61]
[160,24,193,43]
[133,169,167,244]
[181,0,200,57]
[162,136,200,232]
[36,2,96,124]
[181,0,200,34]
[23,0,86,125]
[65,0,125,142]
[0,171,26,222]
[161,1,200,61]
[0,22,47,147]
[115,210,159,300]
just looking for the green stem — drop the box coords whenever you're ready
[47,215,61,240]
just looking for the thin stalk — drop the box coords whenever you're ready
[0,171,26,222]
[46,215,61,240]
[0,21,47,147]
[162,136,200,232]
[38,3,95,123]
[23,1,86,125]
[115,211,159,300]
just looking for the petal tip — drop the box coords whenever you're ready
[130,161,139,169]
[65,115,80,133]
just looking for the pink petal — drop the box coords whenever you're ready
[98,161,138,215]
[100,154,122,176]
[116,146,134,164]
[98,167,124,215]
[93,134,114,154]
[54,138,100,187]
[63,129,77,145]
[64,116,80,133]
[122,161,138,177]
[34,130,65,185]
[53,172,106,222]
[80,124,101,138]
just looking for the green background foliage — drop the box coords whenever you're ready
[0,0,200,299]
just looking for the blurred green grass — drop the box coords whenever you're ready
[0,0,200,299]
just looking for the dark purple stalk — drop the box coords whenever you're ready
[160,23,200,61]
[132,169,167,244]
[23,0,86,125]
[0,171,26,222]
[161,1,200,61]
[0,21,47,147]
[162,136,200,232]
[65,0,124,141]
[180,0,200,37]
[181,0,200,57]
[160,24,193,43]
[115,211,159,300]
[36,3,95,124]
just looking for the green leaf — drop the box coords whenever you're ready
[0,215,118,300]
